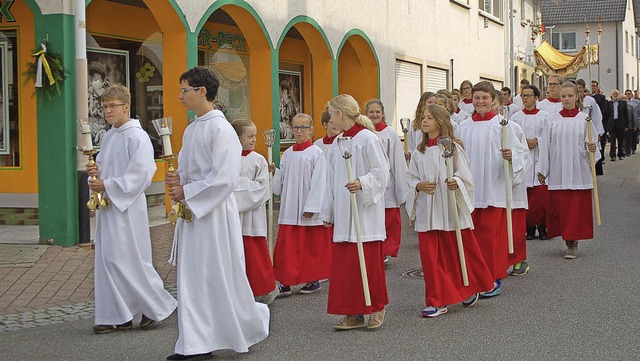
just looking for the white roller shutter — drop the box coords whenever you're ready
[395,60,422,137]
[480,77,504,91]
[426,66,448,92]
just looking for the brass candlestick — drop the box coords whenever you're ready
[83,148,110,211]
[163,154,192,224]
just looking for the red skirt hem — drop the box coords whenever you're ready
[382,208,402,257]
[243,236,276,297]
[471,207,510,280]
[273,225,332,285]
[327,241,388,315]
[546,190,594,241]
[526,185,548,226]
[418,230,494,307]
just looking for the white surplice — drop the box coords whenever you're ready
[94,119,177,325]
[407,126,423,154]
[537,99,563,115]
[510,109,549,187]
[458,100,475,116]
[537,110,601,190]
[508,121,532,209]
[582,95,605,136]
[172,110,269,355]
[321,129,390,242]
[456,114,529,208]
[452,110,469,125]
[234,151,269,237]
[273,144,327,225]
[406,142,475,232]
[376,126,410,207]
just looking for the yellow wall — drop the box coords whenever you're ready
[0,1,38,194]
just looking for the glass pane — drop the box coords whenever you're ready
[551,33,560,49]
[562,32,576,50]
[0,30,19,167]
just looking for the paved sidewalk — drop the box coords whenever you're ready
[0,223,177,319]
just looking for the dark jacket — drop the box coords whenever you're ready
[608,99,630,130]
[593,93,610,129]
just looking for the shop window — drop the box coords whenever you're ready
[198,29,251,122]
[87,33,164,158]
[0,30,19,167]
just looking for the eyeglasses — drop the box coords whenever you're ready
[548,82,562,86]
[521,94,535,98]
[292,126,311,131]
[99,103,126,111]
[179,87,201,94]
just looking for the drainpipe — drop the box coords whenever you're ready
[616,22,620,90]
[75,0,90,245]
[509,0,515,90]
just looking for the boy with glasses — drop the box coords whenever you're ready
[87,84,177,335]
[537,75,564,114]
[270,113,331,296]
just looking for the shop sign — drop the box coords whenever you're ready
[0,0,15,23]
[198,28,247,52]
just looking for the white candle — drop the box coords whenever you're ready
[162,132,172,156]
[81,126,93,151]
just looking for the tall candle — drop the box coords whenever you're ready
[81,124,93,151]
[160,125,172,156]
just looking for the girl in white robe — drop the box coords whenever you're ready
[88,85,176,334]
[322,94,390,331]
[458,80,475,115]
[456,81,529,298]
[537,81,600,259]
[452,89,471,122]
[231,119,277,303]
[537,75,564,115]
[313,108,341,163]
[365,99,410,262]
[406,104,494,318]
[407,92,437,157]
[272,113,331,295]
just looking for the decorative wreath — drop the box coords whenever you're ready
[24,41,67,99]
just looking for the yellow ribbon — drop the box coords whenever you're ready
[32,49,56,86]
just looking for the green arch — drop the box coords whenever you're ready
[336,28,380,97]
[276,15,334,58]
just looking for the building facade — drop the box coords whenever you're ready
[1,0,516,246]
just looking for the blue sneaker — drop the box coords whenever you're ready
[462,293,479,307]
[276,284,291,297]
[479,280,502,298]
[299,281,321,294]
[421,306,448,318]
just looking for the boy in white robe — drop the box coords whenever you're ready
[166,67,269,361]
[272,113,331,295]
[87,84,177,334]
[537,75,564,114]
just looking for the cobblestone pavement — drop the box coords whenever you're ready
[0,223,178,331]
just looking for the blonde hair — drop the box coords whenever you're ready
[101,83,130,104]
[364,98,386,123]
[231,119,256,136]
[417,104,462,154]
[292,113,313,126]
[327,94,375,132]
[560,81,583,109]
[412,92,436,131]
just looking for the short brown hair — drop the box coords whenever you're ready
[101,83,130,104]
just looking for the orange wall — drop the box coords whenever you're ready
[86,1,161,41]
[0,1,38,194]
[338,38,379,111]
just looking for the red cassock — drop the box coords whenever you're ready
[382,207,402,257]
[547,189,594,241]
[242,236,276,297]
[471,207,510,280]
[507,209,527,265]
[327,241,388,315]
[273,225,332,285]
[418,230,494,307]
[526,185,549,226]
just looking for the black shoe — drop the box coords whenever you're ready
[611,157,616,161]
[166,353,213,360]
[538,225,548,240]
[93,321,133,334]
[619,156,624,160]
[526,226,536,240]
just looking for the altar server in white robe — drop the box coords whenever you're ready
[537,74,564,114]
[272,113,331,296]
[313,108,341,159]
[407,92,437,157]
[452,89,471,123]
[456,81,528,298]
[500,86,521,119]
[365,99,410,262]
[166,67,269,361]
[537,81,600,260]
[576,79,605,139]
[458,80,475,115]
[406,104,494,318]
[88,84,177,334]
[231,119,277,304]
[435,93,460,133]
[494,91,533,277]
[322,94,390,331]
[511,85,550,243]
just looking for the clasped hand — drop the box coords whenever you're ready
[165,171,185,202]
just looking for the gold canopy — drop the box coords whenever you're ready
[534,40,598,77]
